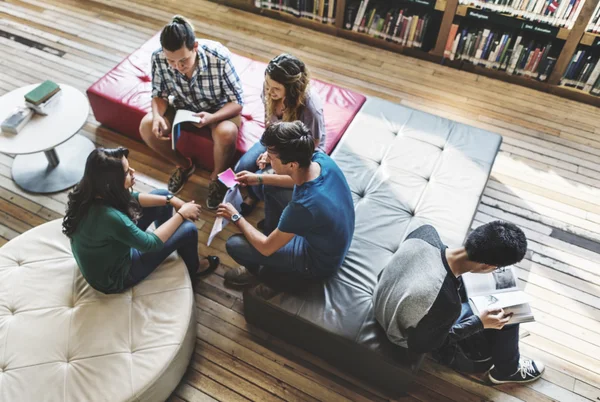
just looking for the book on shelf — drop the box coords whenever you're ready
[1,106,34,134]
[462,266,534,325]
[258,0,335,23]
[458,0,585,28]
[346,2,434,49]
[445,24,558,81]
[561,46,600,95]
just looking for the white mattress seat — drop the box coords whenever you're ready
[0,219,196,401]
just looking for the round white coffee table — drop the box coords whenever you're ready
[0,84,94,193]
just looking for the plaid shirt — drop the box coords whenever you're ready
[151,40,244,113]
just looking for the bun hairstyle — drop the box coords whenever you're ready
[264,53,310,123]
[160,15,196,51]
[260,121,314,168]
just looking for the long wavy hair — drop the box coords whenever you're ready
[62,147,141,238]
[264,54,310,124]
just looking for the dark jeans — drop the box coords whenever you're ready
[234,141,267,201]
[123,189,199,289]
[225,183,318,288]
[457,302,520,375]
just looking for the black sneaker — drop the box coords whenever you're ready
[224,266,257,287]
[489,358,545,385]
[168,160,195,194]
[206,179,227,210]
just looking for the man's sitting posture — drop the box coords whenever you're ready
[374,221,545,384]
[139,15,244,208]
[217,121,355,286]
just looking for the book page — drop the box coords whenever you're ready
[470,290,529,314]
[171,110,201,151]
[207,186,243,246]
[463,266,519,298]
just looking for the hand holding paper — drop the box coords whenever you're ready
[217,168,239,188]
[207,186,243,246]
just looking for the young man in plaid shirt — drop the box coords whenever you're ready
[140,15,244,209]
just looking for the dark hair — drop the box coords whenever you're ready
[265,54,310,123]
[464,221,527,267]
[260,121,314,168]
[62,147,141,238]
[160,15,195,51]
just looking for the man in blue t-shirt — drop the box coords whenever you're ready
[217,121,355,287]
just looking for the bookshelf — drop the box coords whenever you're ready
[212,0,600,106]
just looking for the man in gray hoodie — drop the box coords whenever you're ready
[374,221,544,385]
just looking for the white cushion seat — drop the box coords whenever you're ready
[0,219,196,401]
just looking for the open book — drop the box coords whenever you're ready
[462,267,534,325]
[171,110,201,151]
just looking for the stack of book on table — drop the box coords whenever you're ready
[1,80,61,135]
[24,80,62,115]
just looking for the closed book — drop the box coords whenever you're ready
[538,57,556,81]
[24,80,61,106]
[583,62,600,92]
[444,24,459,58]
[25,90,62,115]
[1,106,33,134]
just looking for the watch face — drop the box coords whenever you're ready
[232,214,241,222]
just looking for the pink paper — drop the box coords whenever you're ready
[217,168,238,188]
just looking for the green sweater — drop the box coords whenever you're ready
[71,197,164,293]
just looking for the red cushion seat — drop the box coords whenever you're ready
[87,33,366,171]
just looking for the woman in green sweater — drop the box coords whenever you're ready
[62,147,219,294]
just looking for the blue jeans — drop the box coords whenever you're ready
[234,141,267,201]
[225,183,317,288]
[123,189,199,289]
[458,303,520,375]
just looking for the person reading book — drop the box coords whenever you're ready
[139,15,244,209]
[233,54,325,218]
[373,221,545,385]
[62,147,219,294]
[216,121,354,288]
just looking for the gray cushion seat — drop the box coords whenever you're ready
[243,98,502,395]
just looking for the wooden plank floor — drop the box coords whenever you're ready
[1,0,599,400]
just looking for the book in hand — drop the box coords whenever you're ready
[462,266,534,325]
[170,110,202,151]
[1,106,34,134]
[24,80,61,106]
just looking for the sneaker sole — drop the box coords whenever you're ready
[224,277,256,287]
[169,165,196,195]
[489,371,544,385]
[206,199,219,210]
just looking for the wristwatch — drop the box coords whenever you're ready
[231,213,241,224]
[165,194,174,205]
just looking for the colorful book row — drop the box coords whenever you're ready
[444,24,557,80]
[560,48,600,95]
[256,0,336,23]
[586,2,600,33]
[458,0,585,29]
[345,3,433,48]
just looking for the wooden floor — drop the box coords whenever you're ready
[0,0,599,400]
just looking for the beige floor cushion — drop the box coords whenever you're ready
[0,219,196,401]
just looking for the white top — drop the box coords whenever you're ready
[0,84,89,155]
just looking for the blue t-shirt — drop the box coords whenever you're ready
[278,152,355,276]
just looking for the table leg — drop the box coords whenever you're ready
[11,134,95,194]
[44,149,60,168]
